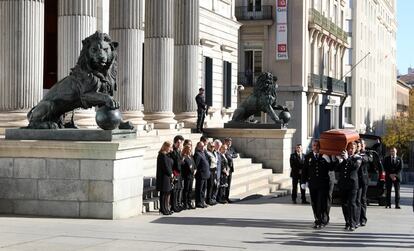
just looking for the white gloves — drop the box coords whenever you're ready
[341,150,349,160]
[322,154,331,163]
[300,182,308,190]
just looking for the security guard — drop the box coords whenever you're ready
[301,140,331,229]
[384,147,402,209]
[336,141,362,231]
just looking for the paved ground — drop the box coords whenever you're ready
[0,185,413,251]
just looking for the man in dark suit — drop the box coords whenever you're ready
[290,144,308,204]
[301,140,331,229]
[195,88,207,133]
[383,147,402,209]
[224,138,238,203]
[194,141,211,208]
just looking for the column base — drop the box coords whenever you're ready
[144,112,177,129]
[174,111,197,128]
[73,109,97,128]
[121,111,147,130]
[0,111,30,133]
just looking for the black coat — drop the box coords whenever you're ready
[358,151,373,186]
[181,155,195,178]
[290,152,304,179]
[194,149,211,179]
[383,155,402,181]
[156,152,173,192]
[301,152,331,189]
[195,93,207,111]
[336,155,362,190]
[225,146,238,173]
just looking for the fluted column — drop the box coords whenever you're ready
[143,0,177,129]
[58,0,97,127]
[173,0,199,127]
[109,0,146,128]
[0,0,44,129]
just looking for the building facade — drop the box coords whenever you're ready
[349,0,397,135]
[236,0,349,147]
[0,0,240,131]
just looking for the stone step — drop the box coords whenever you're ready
[230,184,272,200]
[271,189,290,198]
[143,197,160,213]
[230,174,271,196]
[231,168,273,187]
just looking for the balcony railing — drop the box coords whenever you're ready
[309,8,348,43]
[309,73,347,95]
[235,5,273,21]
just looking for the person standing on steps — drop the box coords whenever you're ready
[195,88,207,133]
[290,144,308,204]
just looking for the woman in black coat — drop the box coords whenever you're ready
[156,141,174,215]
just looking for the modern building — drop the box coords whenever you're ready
[236,0,350,147]
[348,0,397,135]
[395,79,411,117]
[0,0,240,132]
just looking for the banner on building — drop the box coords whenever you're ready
[276,0,288,60]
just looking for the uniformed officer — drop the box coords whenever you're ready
[336,141,362,231]
[356,139,373,226]
[384,147,402,209]
[301,139,331,229]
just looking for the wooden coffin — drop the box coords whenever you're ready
[319,129,360,155]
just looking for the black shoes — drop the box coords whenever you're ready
[302,201,310,204]
[292,200,297,204]
[395,205,401,209]
[360,222,366,227]
[385,205,391,208]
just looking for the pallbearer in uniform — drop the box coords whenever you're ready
[301,140,331,229]
[356,139,373,226]
[290,144,308,204]
[336,142,362,231]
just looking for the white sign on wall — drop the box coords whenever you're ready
[276,0,288,60]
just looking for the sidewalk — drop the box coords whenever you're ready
[0,186,413,250]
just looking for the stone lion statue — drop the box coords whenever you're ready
[231,72,289,125]
[27,31,132,129]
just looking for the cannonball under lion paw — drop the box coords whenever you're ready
[95,106,122,130]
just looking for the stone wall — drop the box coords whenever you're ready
[0,139,145,219]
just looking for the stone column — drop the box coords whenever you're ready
[143,0,177,129]
[58,0,97,127]
[0,0,45,130]
[109,0,146,129]
[173,0,199,127]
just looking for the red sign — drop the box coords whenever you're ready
[278,44,287,53]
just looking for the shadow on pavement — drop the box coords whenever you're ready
[247,231,414,248]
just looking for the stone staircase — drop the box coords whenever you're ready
[139,128,291,213]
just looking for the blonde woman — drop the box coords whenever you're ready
[156,141,174,215]
[206,142,217,205]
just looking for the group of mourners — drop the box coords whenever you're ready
[291,139,402,231]
[156,135,238,215]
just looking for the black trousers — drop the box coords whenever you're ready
[170,178,183,211]
[356,182,368,224]
[159,191,170,214]
[386,178,400,206]
[309,187,329,225]
[340,186,358,228]
[183,175,194,206]
[206,169,217,203]
[196,110,206,131]
[195,177,207,205]
[224,172,233,200]
[325,173,335,224]
[291,177,306,202]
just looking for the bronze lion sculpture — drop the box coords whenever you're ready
[27,31,132,129]
[231,72,290,126]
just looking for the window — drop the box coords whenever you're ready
[244,49,262,86]
[248,0,253,11]
[345,107,352,124]
[255,0,261,11]
[223,61,232,108]
[204,57,213,106]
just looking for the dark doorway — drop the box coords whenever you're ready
[204,57,213,107]
[43,0,58,89]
